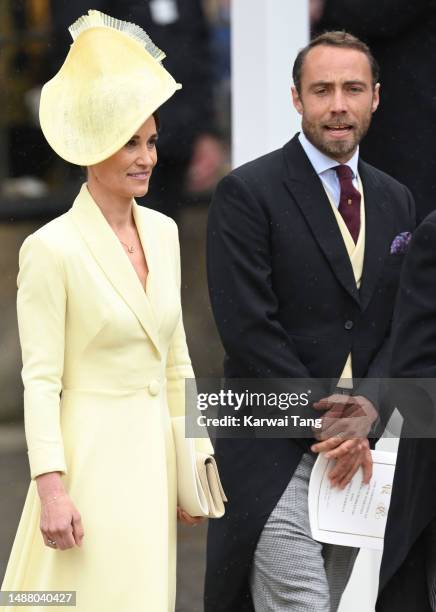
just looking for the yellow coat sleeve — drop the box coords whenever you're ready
[17,233,67,480]
[165,221,213,455]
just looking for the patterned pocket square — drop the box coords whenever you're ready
[390,231,412,255]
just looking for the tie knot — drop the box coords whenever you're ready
[335,164,353,181]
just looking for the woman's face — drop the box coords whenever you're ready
[87,115,158,199]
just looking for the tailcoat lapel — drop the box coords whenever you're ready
[358,160,392,312]
[71,184,161,356]
[282,137,360,304]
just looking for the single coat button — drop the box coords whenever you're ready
[148,380,160,396]
[344,320,354,330]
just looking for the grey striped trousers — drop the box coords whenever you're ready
[250,453,358,611]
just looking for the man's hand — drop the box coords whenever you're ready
[310,394,376,488]
[312,438,373,489]
[313,393,379,441]
[311,435,363,456]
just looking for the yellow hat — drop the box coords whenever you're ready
[39,10,181,165]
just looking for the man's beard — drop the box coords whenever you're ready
[302,112,372,160]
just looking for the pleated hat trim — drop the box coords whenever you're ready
[69,9,166,62]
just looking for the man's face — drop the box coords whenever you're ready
[292,45,380,162]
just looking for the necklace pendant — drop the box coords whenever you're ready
[118,238,135,253]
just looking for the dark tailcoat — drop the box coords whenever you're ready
[378,213,436,612]
[205,135,415,611]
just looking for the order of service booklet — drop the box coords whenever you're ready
[308,450,396,550]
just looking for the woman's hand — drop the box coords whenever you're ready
[177,506,205,526]
[36,472,84,550]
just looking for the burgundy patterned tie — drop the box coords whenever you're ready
[334,164,361,243]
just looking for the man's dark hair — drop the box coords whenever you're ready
[292,31,380,94]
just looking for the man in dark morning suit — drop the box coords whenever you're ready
[205,31,416,612]
[377,217,436,611]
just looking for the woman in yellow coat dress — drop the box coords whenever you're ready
[1,10,207,612]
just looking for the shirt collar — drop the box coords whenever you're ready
[298,131,359,179]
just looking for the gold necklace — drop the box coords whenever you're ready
[119,239,135,254]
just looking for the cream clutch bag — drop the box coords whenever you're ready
[172,416,227,518]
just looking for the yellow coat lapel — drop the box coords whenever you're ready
[131,199,164,330]
[70,183,161,356]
